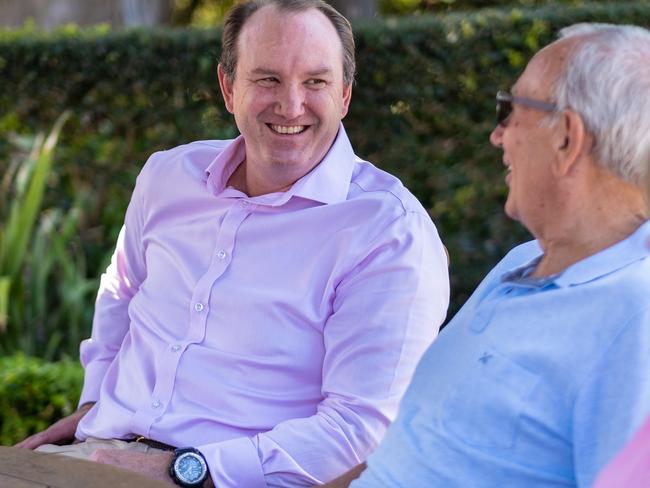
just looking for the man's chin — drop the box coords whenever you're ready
[268,157,318,171]
[264,149,319,168]
[504,202,519,223]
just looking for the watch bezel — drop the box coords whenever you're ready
[170,447,209,487]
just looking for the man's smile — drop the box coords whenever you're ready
[267,124,309,135]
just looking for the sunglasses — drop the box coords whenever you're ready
[496,90,557,126]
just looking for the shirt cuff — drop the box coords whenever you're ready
[197,437,266,488]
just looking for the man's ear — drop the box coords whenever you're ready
[217,64,235,114]
[340,83,353,119]
[552,109,588,176]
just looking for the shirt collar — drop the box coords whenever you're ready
[501,255,558,288]
[204,123,355,206]
[501,219,650,288]
[204,136,247,196]
[554,219,650,287]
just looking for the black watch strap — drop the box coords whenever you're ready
[169,447,209,487]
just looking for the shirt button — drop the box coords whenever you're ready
[152,400,161,409]
[217,249,227,260]
[241,200,250,206]
[194,302,204,312]
[171,344,181,352]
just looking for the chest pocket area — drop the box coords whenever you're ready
[441,348,538,449]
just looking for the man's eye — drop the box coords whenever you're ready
[258,77,279,86]
[306,79,326,87]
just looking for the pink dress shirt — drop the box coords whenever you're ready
[593,414,650,488]
[76,125,449,487]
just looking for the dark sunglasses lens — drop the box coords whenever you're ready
[496,99,512,125]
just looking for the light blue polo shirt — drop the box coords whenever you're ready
[354,220,650,488]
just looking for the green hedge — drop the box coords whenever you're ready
[0,354,83,445]
[2,3,650,353]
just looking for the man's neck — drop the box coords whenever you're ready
[533,177,648,277]
[226,158,306,197]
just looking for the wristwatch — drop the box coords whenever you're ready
[169,447,209,487]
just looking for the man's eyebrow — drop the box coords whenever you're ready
[251,68,279,77]
[249,67,335,77]
[306,67,334,77]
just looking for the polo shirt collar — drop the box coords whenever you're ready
[554,219,650,287]
[205,123,355,206]
[502,220,650,288]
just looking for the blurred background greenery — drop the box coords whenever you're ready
[0,0,610,30]
[172,0,596,24]
[1,0,650,445]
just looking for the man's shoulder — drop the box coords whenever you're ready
[141,139,234,177]
[458,240,541,302]
[491,240,542,274]
[348,158,427,216]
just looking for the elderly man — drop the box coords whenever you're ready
[325,22,650,488]
[16,1,449,487]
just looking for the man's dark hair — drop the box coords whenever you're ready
[219,0,356,85]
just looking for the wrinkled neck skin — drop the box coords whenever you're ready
[532,169,648,277]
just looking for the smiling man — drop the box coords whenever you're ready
[324,22,650,488]
[15,1,449,487]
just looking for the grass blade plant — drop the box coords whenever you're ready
[22,196,98,359]
[0,112,71,351]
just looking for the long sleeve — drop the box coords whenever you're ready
[197,211,450,487]
[78,167,148,407]
[72,135,451,485]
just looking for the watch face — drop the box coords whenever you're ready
[175,451,207,484]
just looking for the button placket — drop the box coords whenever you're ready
[134,199,256,436]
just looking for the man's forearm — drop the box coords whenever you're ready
[320,463,366,488]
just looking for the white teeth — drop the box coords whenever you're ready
[270,124,306,135]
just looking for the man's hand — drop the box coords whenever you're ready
[92,449,215,487]
[91,449,175,485]
[14,402,95,449]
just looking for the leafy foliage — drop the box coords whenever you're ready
[0,114,98,359]
[378,0,638,14]
[0,116,62,330]
[1,3,649,356]
[0,354,83,446]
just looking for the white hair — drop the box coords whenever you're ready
[552,23,650,193]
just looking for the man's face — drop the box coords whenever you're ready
[489,43,567,231]
[218,5,352,184]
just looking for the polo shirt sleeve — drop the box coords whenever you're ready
[197,210,450,487]
[573,304,650,487]
[592,413,650,487]
[78,163,150,407]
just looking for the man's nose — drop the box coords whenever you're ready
[489,123,504,148]
[275,84,305,119]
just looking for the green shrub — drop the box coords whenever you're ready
[0,354,83,446]
[1,2,650,351]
